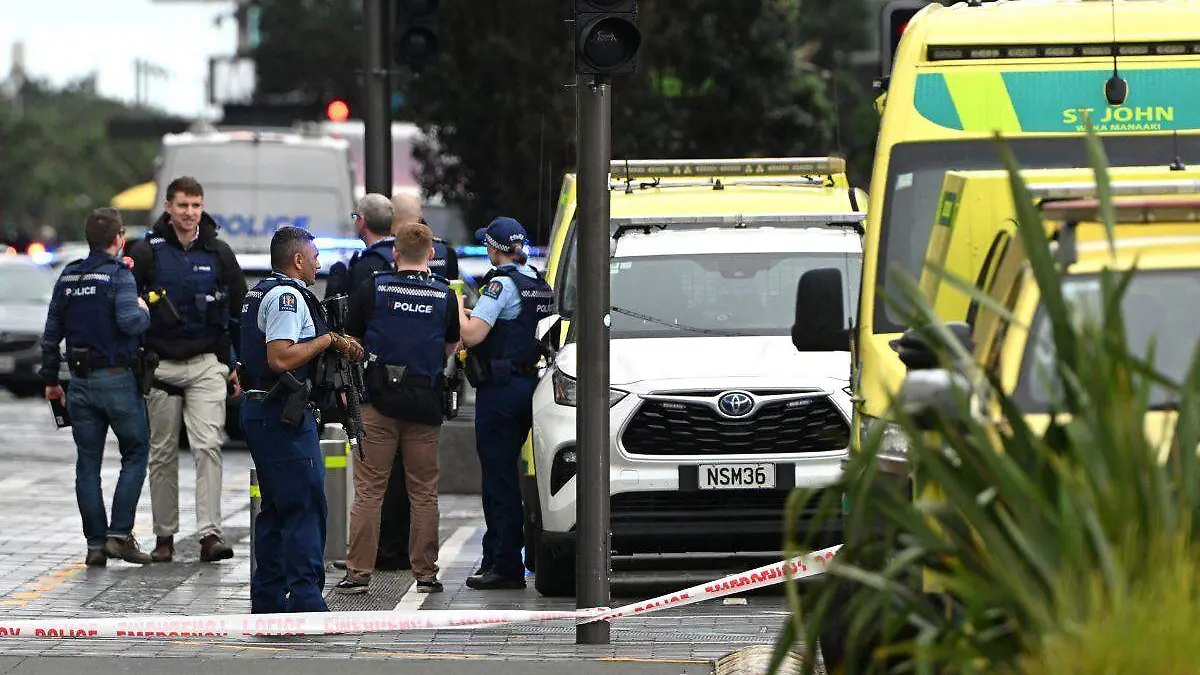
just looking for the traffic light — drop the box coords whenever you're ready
[574,0,641,76]
[393,0,439,69]
[881,0,930,77]
[326,99,351,122]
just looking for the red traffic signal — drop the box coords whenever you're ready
[326,99,351,122]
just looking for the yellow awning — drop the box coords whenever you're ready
[110,181,157,210]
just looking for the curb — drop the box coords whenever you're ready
[713,644,822,675]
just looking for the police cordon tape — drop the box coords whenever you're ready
[0,544,840,640]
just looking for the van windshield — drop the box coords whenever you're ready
[876,135,1200,333]
[605,252,862,339]
[1015,269,1200,412]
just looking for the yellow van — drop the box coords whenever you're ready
[792,0,1200,462]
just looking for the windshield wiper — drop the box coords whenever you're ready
[610,305,752,337]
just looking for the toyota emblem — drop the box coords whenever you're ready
[717,391,755,417]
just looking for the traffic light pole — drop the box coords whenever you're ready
[362,0,393,195]
[575,73,612,646]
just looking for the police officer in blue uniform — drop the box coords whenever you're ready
[325,194,396,299]
[239,226,364,613]
[458,217,554,590]
[40,208,155,567]
[335,221,461,595]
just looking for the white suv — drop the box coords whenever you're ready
[529,213,863,596]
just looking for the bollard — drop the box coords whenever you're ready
[320,424,351,563]
[249,468,260,578]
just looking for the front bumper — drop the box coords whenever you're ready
[532,382,850,555]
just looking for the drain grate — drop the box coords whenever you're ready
[324,569,414,611]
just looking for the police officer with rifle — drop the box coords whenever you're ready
[238,226,363,614]
[40,208,156,567]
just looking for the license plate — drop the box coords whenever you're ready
[0,356,15,373]
[698,463,776,490]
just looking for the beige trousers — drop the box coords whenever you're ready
[347,405,441,581]
[146,353,228,539]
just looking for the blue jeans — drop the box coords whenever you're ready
[241,395,328,614]
[67,368,150,550]
[474,375,536,578]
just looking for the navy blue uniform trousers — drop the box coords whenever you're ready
[241,396,328,613]
[474,375,536,579]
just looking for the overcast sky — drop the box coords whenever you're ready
[0,0,238,117]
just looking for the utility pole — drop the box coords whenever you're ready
[363,0,393,195]
[574,72,613,646]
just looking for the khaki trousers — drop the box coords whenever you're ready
[146,353,228,539]
[347,405,440,581]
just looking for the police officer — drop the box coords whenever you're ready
[325,194,396,299]
[40,208,154,567]
[239,226,364,613]
[458,217,553,590]
[391,193,459,281]
[127,175,247,563]
[335,221,461,595]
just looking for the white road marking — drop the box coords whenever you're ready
[394,525,476,611]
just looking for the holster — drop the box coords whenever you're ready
[69,348,92,377]
[463,351,489,388]
[131,348,160,397]
[264,370,310,428]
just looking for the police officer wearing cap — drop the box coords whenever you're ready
[239,226,364,613]
[458,217,554,590]
[41,208,155,567]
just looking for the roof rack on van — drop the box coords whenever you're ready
[609,212,866,242]
[1030,178,1200,201]
[609,157,846,191]
[1039,196,1200,266]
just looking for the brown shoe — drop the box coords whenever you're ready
[151,536,174,563]
[103,536,153,565]
[84,549,107,567]
[199,534,234,562]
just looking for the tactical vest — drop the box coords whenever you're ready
[472,265,554,370]
[57,255,141,366]
[430,239,451,280]
[239,274,330,388]
[364,271,450,388]
[147,237,227,340]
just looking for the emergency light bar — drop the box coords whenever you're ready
[609,157,846,179]
[1042,197,1200,266]
[927,41,1200,62]
[609,212,866,236]
[1031,178,1200,201]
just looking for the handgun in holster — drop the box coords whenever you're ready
[443,351,466,420]
[130,348,160,397]
[263,371,311,428]
[462,350,490,388]
[69,348,92,377]
[145,288,182,327]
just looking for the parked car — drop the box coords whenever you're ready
[0,257,61,397]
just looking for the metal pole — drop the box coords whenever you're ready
[362,0,393,194]
[575,73,612,645]
[322,425,351,563]
[249,468,260,579]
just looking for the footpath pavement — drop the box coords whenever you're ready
[0,396,815,674]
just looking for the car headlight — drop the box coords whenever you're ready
[861,415,911,458]
[551,369,627,407]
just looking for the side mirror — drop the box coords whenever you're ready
[792,268,849,352]
[536,314,563,356]
[890,321,974,371]
[898,368,973,431]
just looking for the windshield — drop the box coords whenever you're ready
[0,265,56,304]
[1015,269,1200,412]
[605,252,862,339]
[876,135,1200,333]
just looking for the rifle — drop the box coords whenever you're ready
[319,294,367,461]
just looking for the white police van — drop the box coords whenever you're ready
[151,127,357,254]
